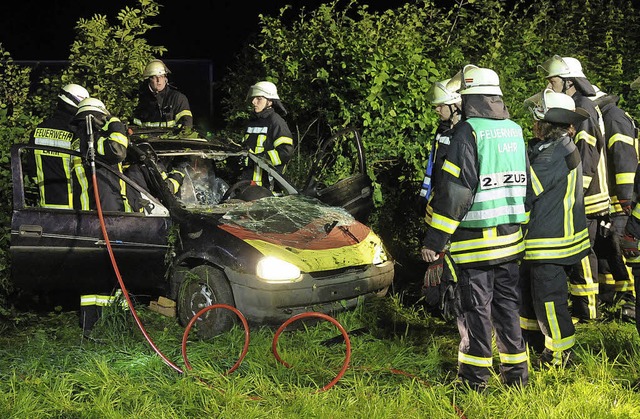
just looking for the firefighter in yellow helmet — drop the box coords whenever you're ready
[27,83,89,208]
[132,59,193,129]
[421,65,529,390]
[539,55,607,322]
[520,88,591,368]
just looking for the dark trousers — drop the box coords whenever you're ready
[570,218,599,319]
[520,262,575,357]
[455,262,528,386]
[595,214,635,303]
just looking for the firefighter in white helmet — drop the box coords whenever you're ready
[421,64,529,390]
[520,88,591,368]
[241,81,294,189]
[27,83,89,208]
[539,55,607,322]
[588,85,638,315]
[132,59,193,130]
[419,77,461,321]
[72,98,131,212]
[71,98,131,337]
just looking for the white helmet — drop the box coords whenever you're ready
[75,98,109,116]
[631,76,640,90]
[143,59,170,78]
[448,64,502,96]
[590,85,607,101]
[524,88,588,125]
[247,81,280,100]
[427,78,461,105]
[59,84,89,108]
[540,55,586,79]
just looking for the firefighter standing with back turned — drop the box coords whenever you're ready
[420,65,529,391]
[589,85,638,313]
[520,88,591,368]
[539,55,607,322]
[28,84,89,208]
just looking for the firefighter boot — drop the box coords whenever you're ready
[80,305,100,338]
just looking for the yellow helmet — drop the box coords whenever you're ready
[143,59,170,78]
[540,55,586,79]
[427,78,461,105]
[75,98,109,116]
[247,81,280,100]
[448,64,502,96]
[59,84,89,107]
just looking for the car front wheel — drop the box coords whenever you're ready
[177,265,236,339]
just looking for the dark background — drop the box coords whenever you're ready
[1,1,414,128]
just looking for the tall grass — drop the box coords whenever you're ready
[0,297,639,418]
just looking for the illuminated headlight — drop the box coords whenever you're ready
[373,243,388,265]
[256,256,301,282]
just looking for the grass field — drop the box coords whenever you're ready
[1,295,639,418]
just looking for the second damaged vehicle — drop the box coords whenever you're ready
[10,128,395,337]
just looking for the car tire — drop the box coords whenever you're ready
[177,265,236,339]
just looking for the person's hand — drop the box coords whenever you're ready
[621,234,640,258]
[421,247,440,262]
[619,199,633,216]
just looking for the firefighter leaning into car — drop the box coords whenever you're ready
[419,77,462,320]
[520,88,591,368]
[72,97,130,336]
[132,59,193,130]
[540,55,608,321]
[72,98,131,212]
[27,83,89,208]
[589,85,638,310]
[420,65,529,390]
[241,81,295,189]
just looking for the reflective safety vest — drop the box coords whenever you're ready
[461,118,527,228]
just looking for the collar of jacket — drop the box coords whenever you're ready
[253,107,275,119]
[462,94,510,120]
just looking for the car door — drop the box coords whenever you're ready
[10,143,172,298]
[300,127,374,222]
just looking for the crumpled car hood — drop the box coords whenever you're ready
[217,195,384,272]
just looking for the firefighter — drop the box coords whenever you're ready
[421,65,528,390]
[539,55,607,321]
[27,83,89,208]
[620,74,640,334]
[73,98,131,212]
[520,88,591,368]
[241,81,294,189]
[132,59,193,129]
[420,77,461,320]
[590,85,638,309]
[73,97,131,336]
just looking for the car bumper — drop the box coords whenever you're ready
[225,261,394,324]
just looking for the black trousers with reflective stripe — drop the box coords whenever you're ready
[520,262,575,354]
[455,261,528,386]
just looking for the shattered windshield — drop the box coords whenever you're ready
[171,156,230,207]
[220,195,358,240]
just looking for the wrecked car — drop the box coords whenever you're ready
[10,128,394,336]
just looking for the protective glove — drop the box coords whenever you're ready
[423,253,445,288]
[619,199,633,216]
[621,233,640,258]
